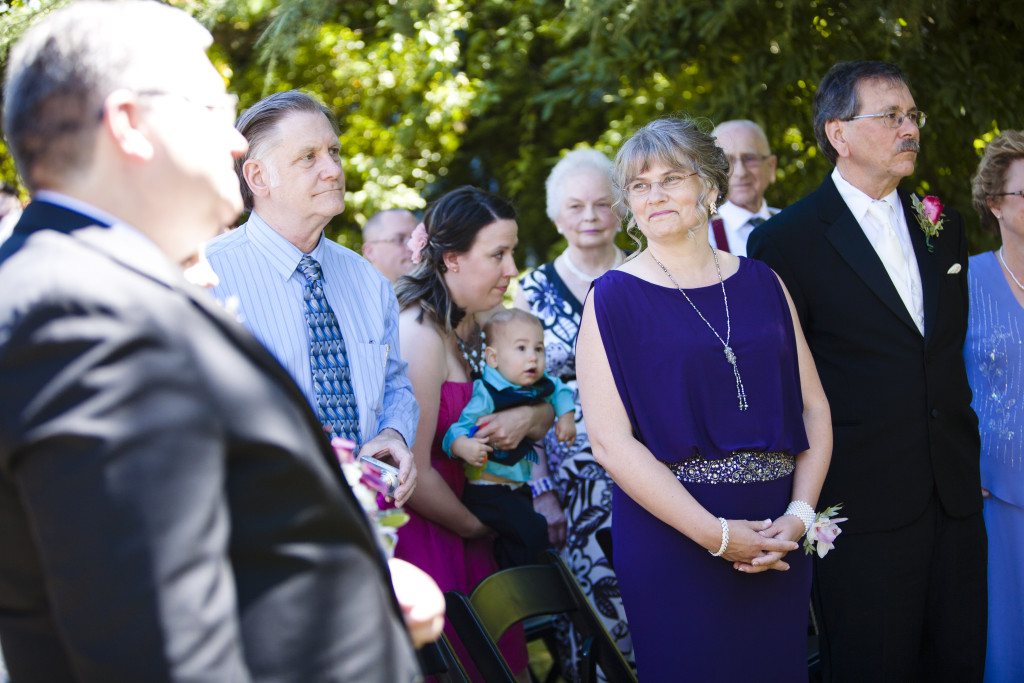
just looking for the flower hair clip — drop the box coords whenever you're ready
[803,503,847,558]
[408,222,429,264]
[910,194,945,253]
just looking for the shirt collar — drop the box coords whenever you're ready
[246,211,327,280]
[34,190,117,229]
[831,167,900,223]
[33,189,160,251]
[718,199,770,224]
[482,364,523,390]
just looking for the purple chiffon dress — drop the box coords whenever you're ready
[592,258,812,682]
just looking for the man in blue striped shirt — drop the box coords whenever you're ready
[206,91,418,504]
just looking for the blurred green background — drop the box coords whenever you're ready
[2,0,1021,265]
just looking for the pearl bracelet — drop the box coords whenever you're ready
[709,517,730,557]
[785,500,816,535]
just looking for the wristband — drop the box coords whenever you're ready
[785,500,816,535]
[709,517,730,557]
[530,476,555,498]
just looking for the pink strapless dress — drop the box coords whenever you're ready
[394,381,528,679]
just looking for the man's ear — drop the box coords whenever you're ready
[103,90,154,160]
[765,154,778,185]
[243,159,270,199]
[825,120,850,159]
[484,346,498,368]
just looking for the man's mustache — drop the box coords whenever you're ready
[899,139,921,154]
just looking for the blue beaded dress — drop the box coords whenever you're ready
[964,250,1024,683]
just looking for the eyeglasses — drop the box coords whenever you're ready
[726,154,768,172]
[993,189,1024,198]
[136,90,240,122]
[847,109,927,129]
[626,171,698,197]
[364,234,412,247]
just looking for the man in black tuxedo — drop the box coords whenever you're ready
[749,61,986,682]
[0,2,438,680]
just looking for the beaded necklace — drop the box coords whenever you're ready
[561,248,624,283]
[455,322,486,379]
[649,247,749,411]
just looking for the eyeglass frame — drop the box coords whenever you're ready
[363,234,412,247]
[725,154,770,172]
[135,90,240,119]
[992,189,1024,198]
[846,109,927,129]
[625,171,699,198]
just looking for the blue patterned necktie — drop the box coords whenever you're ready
[297,255,360,444]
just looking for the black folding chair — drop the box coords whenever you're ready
[416,633,472,683]
[445,549,636,683]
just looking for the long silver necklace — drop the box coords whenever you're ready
[650,247,748,411]
[998,247,1024,292]
[562,248,623,283]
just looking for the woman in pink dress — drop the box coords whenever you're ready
[395,186,554,681]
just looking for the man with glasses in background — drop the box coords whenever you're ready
[749,61,986,682]
[709,119,779,256]
[362,208,418,282]
[0,3,433,680]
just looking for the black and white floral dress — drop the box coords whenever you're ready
[518,262,634,678]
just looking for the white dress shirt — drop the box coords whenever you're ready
[708,199,778,257]
[205,212,418,446]
[831,168,924,334]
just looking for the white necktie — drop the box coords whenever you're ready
[866,201,923,333]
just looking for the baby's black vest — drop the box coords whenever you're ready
[480,376,555,466]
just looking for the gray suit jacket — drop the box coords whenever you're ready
[0,202,420,681]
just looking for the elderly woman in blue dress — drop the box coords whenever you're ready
[966,129,1024,683]
[513,148,634,676]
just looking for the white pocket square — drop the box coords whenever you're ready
[947,263,962,275]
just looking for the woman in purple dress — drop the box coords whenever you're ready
[575,117,832,682]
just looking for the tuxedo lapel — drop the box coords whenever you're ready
[819,178,920,333]
[901,190,939,340]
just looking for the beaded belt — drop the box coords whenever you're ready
[665,451,794,484]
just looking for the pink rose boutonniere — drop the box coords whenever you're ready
[910,194,945,253]
[407,222,429,265]
[803,504,848,558]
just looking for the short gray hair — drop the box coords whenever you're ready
[364,208,416,237]
[813,61,909,165]
[613,117,729,249]
[711,120,772,155]
[3,1,211,191]
[234,90,339,211]
[545,148,615,221]
[972,130,1024,234]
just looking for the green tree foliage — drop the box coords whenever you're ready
[3,0,1022,258]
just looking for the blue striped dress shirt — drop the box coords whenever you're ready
[204,212,418,447]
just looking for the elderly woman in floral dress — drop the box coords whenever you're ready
[513,148,634,677]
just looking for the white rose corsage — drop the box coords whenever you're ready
[803,504,847,558]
